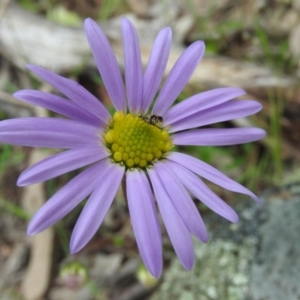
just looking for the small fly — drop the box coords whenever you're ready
[139,114,163,129]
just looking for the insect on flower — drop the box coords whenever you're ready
[139,114,164,128]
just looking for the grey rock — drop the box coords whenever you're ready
[249,188,300,300]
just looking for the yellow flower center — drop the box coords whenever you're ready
[104,112,173,169]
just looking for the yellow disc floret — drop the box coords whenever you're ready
[104,112,173,169]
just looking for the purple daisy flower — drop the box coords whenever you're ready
[0,18,265,278]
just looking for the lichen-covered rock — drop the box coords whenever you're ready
[152,238,257,300]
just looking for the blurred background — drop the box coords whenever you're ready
[0,0,300,299]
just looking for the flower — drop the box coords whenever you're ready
[0,18,265,278]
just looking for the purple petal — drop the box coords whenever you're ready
[148,168,194,270]
[172,127,266,146]
[84,18,126,112]
[126,169,162,278]
[152,41,205,116]
[164,87,246,126]
[0,118,100,148]
[27,160,108,235]
[168,152,261,203]
[122,18,143,113]
[154,162,208,243]
[142,27,172,112]
[70,163,124,253]
[169,100,262,133]
[18,147,109,186]
[168,162,239,223]
[14,90,103,127]
[26,65,110,122]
